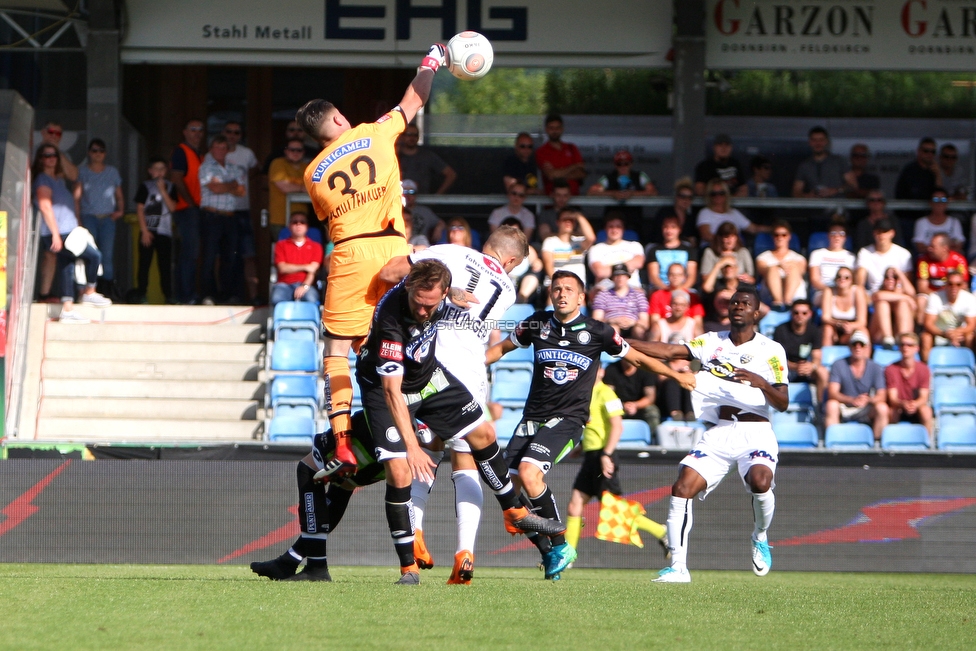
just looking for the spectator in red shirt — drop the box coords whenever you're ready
[884,332,934,441]
[648,262,705,326]
[270,211,323,307]
[916,232,970,319]
[535,114,586,195]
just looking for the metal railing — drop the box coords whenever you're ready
[287,192,976,224]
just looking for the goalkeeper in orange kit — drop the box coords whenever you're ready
[296,43,449,477]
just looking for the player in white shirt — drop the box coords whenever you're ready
[378,226,527,584]
[630,286,789,583]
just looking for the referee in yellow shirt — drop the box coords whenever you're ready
[565,367,669,557]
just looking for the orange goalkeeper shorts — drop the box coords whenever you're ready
[322,235,411,339]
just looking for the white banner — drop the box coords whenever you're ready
[121,0,672,67]
[707,0,976,71]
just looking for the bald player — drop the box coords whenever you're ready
[297,43,449,477]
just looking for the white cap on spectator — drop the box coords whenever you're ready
[850,330,870,346]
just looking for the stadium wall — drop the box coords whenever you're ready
[1,458,975,573]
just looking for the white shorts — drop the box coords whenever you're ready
[437,361,487,456]
[679,419,779,499]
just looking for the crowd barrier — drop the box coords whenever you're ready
[286,192,976,224]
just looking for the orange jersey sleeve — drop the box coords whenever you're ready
[304,108,407,244]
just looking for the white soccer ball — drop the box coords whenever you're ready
[446,31,493,80]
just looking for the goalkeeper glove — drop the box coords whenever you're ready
[420,43,447,73]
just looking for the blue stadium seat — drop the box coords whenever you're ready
[490,366,532,407]
[807,231,854,253]
[272,403,317,420]
[596,228,641,244]
[278,226,323,244]
[932,374,973,392]
[759,310,791,337]
[499,344,534,364]
[268,339,322,374]
[774,422,819,448]
[267,415,317,445]
[351,364,362,409]
[754,231,800,256]
[493,408,523,446]
[880,423,930,451]
[807,231,829,253]
[927,347,976,384]
[937,425,976,451]
[820,345,850,368]
[600,351,618,368]
[272,301,321,342]
[782,382,817,424]
[617,419,652,449]
[824,423,874,449]
[871,348,902,368]
[500,304,537,330]
[267,374,321,415]
[936,412,976,432]
[933,386,976,417]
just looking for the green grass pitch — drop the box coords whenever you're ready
[1,564,974,650]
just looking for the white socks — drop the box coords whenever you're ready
[666,496,693,570]
[752,490,775,542]
[452,469,483,553]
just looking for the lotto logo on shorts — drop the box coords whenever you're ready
[749,450,777,463]
[687,449,708,459]
[544,366,579,385]
[380,340,403,361]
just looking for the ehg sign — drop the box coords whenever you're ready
[122,0,671,67]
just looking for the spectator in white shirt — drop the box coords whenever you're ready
[488,181,535,241]
[809,215,855,306]
[921,268,976,360]
[856,218,915,348]
[587,213,644,291]
[912,187,965,255]
[695,178,767,243]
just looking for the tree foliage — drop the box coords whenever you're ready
[544,69,671,115]
[708,70,976,118]
[430,67,976,118]
[430,68,547,115]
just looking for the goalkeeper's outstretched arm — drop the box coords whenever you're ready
[399,44,447,124]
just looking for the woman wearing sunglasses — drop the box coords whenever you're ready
[821,266,868,347]
[695,178,767,244]
[32,144,111,323]
[911,187,965,256]
[78,138,124,299]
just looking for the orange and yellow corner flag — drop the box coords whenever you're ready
[595,491,646,548]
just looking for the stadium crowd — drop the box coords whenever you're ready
[31,114,976,446]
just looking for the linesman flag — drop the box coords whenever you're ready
[595,491,646,548]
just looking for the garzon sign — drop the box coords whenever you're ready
[707,0,976,70]
[122,0,672,67]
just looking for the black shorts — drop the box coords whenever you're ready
[504,416,584,475]
[572,450,622,498]
[361,366,485,462]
